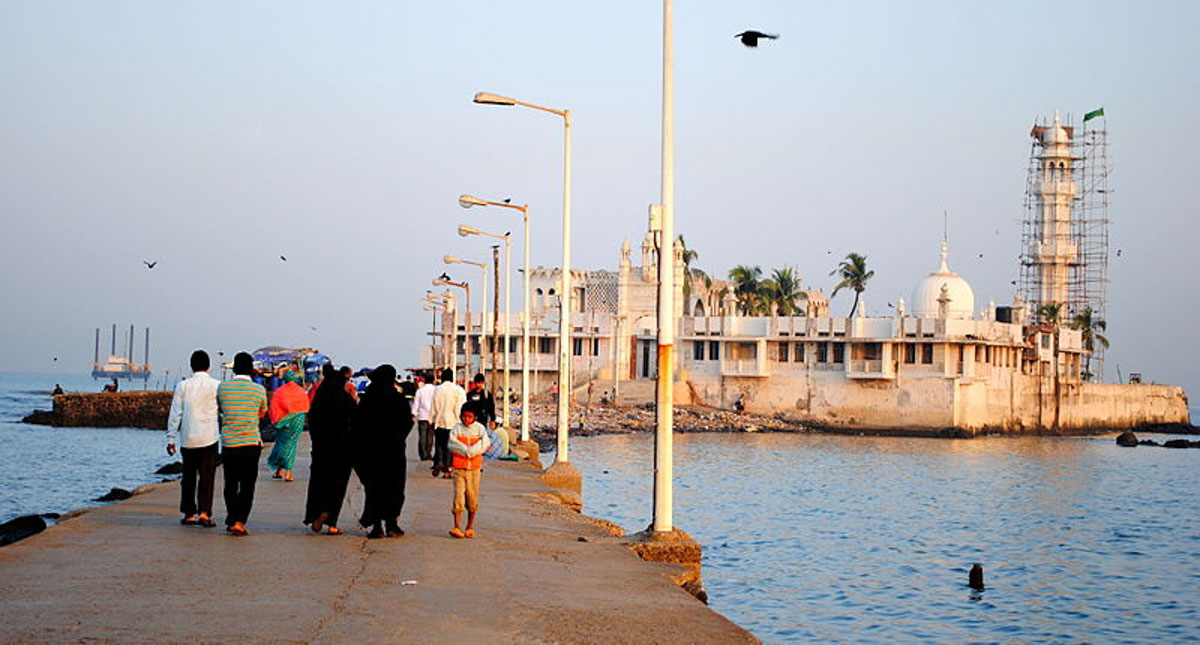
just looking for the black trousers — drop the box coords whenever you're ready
[304,439,353,528]
[417,421,434,460]
[180,443,218,517]
[222,445,261,526]
[433,427,452,473]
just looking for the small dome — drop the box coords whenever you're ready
[1043,124,1069,146]
[911,239,975,319]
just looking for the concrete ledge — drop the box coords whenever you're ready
[626,528,707,603]
[540,460,582,494]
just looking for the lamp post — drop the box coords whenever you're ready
[422,302,448,368]
[457,216,517,434]
[444,255,489,378]
[423,292,456,375]
[472,92,574,467]
[433,278,470,383]
[654,0,676,533]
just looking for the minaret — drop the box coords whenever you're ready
[1028,111,1077,309]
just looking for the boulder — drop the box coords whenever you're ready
[155,461,183,475]
[1163,439,1200,449]
[94,488,133,502]
[0,515,47,547]
[1115,431,1139,447]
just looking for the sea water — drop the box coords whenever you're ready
[565,432,1200,643]
[0,372,171,524]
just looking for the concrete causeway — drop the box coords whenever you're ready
[0,434,754,643]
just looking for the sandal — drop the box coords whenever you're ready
[326,527,342,536]
[449,528,465,539]
[465,529,475,539]
[198,517,217,528]
[180,516,198,526]
[227,525,250,536]
[283,471,294,482]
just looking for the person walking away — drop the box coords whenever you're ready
[464,373,496,429]
[429,367,466,478]
[413,374,436,461]
[304,369,357,535]
[447,408,490,539]
[351,364,413,539]
[340,365,359,403]
[217,352,268,536]
[266,369,309,481]
[308,363,336,403]
[166,349,220,528]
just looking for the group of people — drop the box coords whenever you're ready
[165,349,504,539]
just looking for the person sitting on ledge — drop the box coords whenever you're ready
[52,384,64,396]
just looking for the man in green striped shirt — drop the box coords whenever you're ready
[217,352,268,536]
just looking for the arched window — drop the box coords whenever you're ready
[694,299,706,317]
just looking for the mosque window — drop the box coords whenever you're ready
[905,343,917,364]
[921,344,933,364]
[592,339,600,356]
[816,343,828,363]
[538,337,553,354]
[573,338,584,356]
[778,342,790,363]
[832,343,844,364]
[693,341,705,361]
[795,342,805,363]
[709,341,720,360]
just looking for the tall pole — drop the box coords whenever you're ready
[654,0,675,533]
[556,111,573,463]
[464,283,472,381]
[479,267,487,380]
[491,246,500,401]
[94,328,100,365]
[503,233,511,430]
[521,209,532,442]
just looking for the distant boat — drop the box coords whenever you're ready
[92,325,151,381]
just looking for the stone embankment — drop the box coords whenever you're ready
[518,402,811,450]
[22,391,171,430]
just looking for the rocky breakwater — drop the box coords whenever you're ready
[22,391,172,430]
[520,402,809,452]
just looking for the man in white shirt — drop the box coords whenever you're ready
[166,350,221,527]
[413,374,437,462]
[428,368,466,478]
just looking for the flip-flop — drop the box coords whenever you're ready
[228,525,250,536]
[198,517,217,528]
[465,529,475,539]
[326,527,342,536]
[180,517,198,526]
[283,471,294,482]
[448,528,465,539]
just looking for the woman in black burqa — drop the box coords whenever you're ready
[303,368,357,535]
[352,364,413,538]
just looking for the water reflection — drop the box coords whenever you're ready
[566,433,1200,643]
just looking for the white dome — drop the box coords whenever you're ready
[911,240,975,319]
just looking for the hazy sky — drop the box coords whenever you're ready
[2,1,1197,400]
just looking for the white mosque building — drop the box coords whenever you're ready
[428,114,1190,433]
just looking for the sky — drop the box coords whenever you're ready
[1,1,1197,400]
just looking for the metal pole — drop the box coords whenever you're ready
[464,283,471,381]
[479,266,487,381]
[556,110,572,463]
[521,209,532,442]
[492,246,500,409]
[94,328,100,365]
[111,324,116,356]
[503,233,511,429]
[654,0,675,533]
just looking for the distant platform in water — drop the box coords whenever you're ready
[91,356,151,381]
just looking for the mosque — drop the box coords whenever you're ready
[427,113,1190,433]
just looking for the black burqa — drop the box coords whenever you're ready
[304,370,357,528]
[352,364,413,532]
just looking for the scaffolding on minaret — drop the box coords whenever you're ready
[1018,109,1111,380]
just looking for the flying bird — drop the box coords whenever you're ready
[310,326,317,332]
[502,197,512,204]
[1010,280,1017,286]
[438,272,451,281]
[978,253,984,259]
[887,302,894,308]
[53,357,58,362]
[1116,249,1122,257]
[735,30,778,48]
[143,260,157,269]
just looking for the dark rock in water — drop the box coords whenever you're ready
[1139,440,1161,447]
[94,487,133,502]
[21,409,56,426]
[155,461,183,475]
[0,514,47,546]
[40,512,61,520]
[969,564,985,590]
[1163,439,1200,449]
[1115,431,1139,447]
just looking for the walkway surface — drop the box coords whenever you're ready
[0,433,754,644]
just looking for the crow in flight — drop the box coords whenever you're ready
[280,255,287,262]
[736,30,778,47]
[143,260,157,269]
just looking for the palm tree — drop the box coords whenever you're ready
[1070,306,1109,381]
[729,265,763,315]
[678,235,700,302]
[761,267,806,316]
[829,253,875,317]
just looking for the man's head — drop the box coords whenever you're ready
[472,373,485,390]
[232,352,254,376]
[340,365,353,378]
[322,363,336,379]
[190,350,210,373]
[460,408,476,426]
[441,368,453,383]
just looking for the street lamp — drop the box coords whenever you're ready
[457,219,516,433]
[444,255,489,378]
[472,92,574,469]
[423,292,455,374]
[460,196,528,441]
[655,0,676,533]
[433,278,470,383]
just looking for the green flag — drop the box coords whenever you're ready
[1083,107,1105,122]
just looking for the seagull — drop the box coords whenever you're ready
[1116,249,1122,257]
[310,326,317,332]
[1010,280,1017,286]
[978,253,984,259]
[502,197,512,204]
[438,272,451,281]
[735,30,778,48]
[280,255,287,262]
[143,260,157,269]
[53,357,58,362]
[887,302,894,308]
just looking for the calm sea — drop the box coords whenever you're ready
[564,432,1200,643]
[0,372,171,524]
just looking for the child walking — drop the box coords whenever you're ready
[447,408,491,539]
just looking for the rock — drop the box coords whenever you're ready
[1115,431,1139,447]
[545,489,582,512]
[1163,439,1200,449]
[969,564,985,590]
[21,409,56,426]
[155,461,183,475]
[0,514,47,546]
[94,488,132,502]
[1139,440,1161,447]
